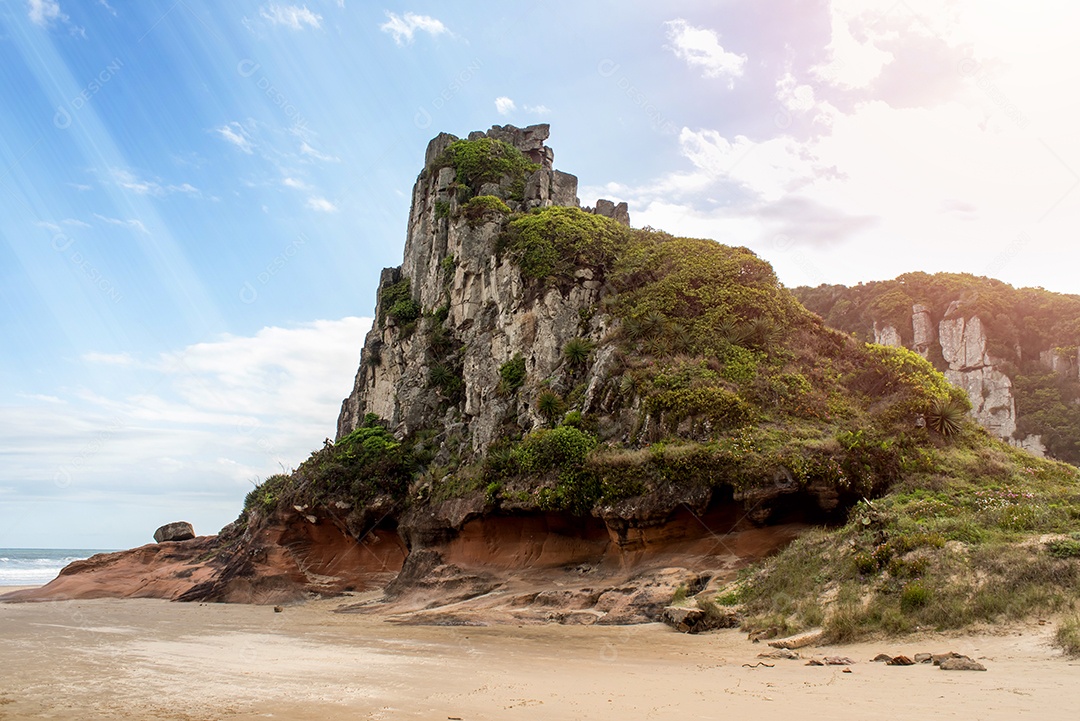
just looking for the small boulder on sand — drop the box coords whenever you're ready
[940,656,987,671]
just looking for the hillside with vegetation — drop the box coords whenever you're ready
[795,274,1080,463]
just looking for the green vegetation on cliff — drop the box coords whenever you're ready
[794,272,1080,462]
[434,137,539,200]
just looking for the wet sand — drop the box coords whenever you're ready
[1,587,1078,720]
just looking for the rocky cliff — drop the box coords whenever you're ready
[873,300,1022,446]
[8,127,1036,623]
[337,124,624,454]
[798,274,1080,462]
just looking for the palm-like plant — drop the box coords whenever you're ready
[716,318,751,346]
[926,397,967,438]
[745,317,781,348]
[536,390,567,425]
[563,337,595,367]
[621,317,644,341]
[642,310,668,337]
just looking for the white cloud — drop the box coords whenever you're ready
[27,0,83,35]
[68,182,93,191]
[380,11,448,45]
[494,97,549,116]
[494,96,516,116]
[215,122,255,154]
[111,168,200,197]
[0,318,372,546]
[63,218,91,227]
[811,4,894,90]
[28,0,65,26]
[664,18,746,86]
[776,72,816,113]
[306,196,338,212]
[93,213,149,233]
[260,4,322,30]
[299,141,340,162]
[282,177,308,190]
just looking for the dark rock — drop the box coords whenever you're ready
[662,606,712,634]
[886,655,915,666]
[593,198,631,226]
[153,522,195,543]
[383,548,498,606]
[914,652,932,663]
[872,653,893,662]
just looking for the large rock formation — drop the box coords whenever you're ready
[337,123,625,453]
[938,305,1017,440]
[7,126,969,617]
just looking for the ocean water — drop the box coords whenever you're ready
[0,549,115,586]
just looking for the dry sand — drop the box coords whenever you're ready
[2,586,1078,720]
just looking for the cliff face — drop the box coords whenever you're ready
[338,124,622,454]
[873,301,1022,446]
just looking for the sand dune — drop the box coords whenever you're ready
[1,588,1077,720]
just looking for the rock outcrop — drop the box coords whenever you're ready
[864,301,1020,446]
[153,521,195,543]
[337,123,626,454]
[938,305,1017,440]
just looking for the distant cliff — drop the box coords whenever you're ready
[795,274,1080,462]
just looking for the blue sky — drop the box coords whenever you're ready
[2,1,1079,548]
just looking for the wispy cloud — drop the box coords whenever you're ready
[282,177,308,190]
[306,196,338,212]
[28,0,65,26]
[380,11,448,45]
[112,168,200,197]
[494,97,549,116]
[27,0,84,35]
[97,0,116,16]
[664,19,746,86]
[494,96,516,116]
[67,182,93,192]
[93,213,149,234]
[299,141,339,162]
[260,4,322,30]
[215,122,255,154]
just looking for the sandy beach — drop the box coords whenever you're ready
[1,587,1077,720]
